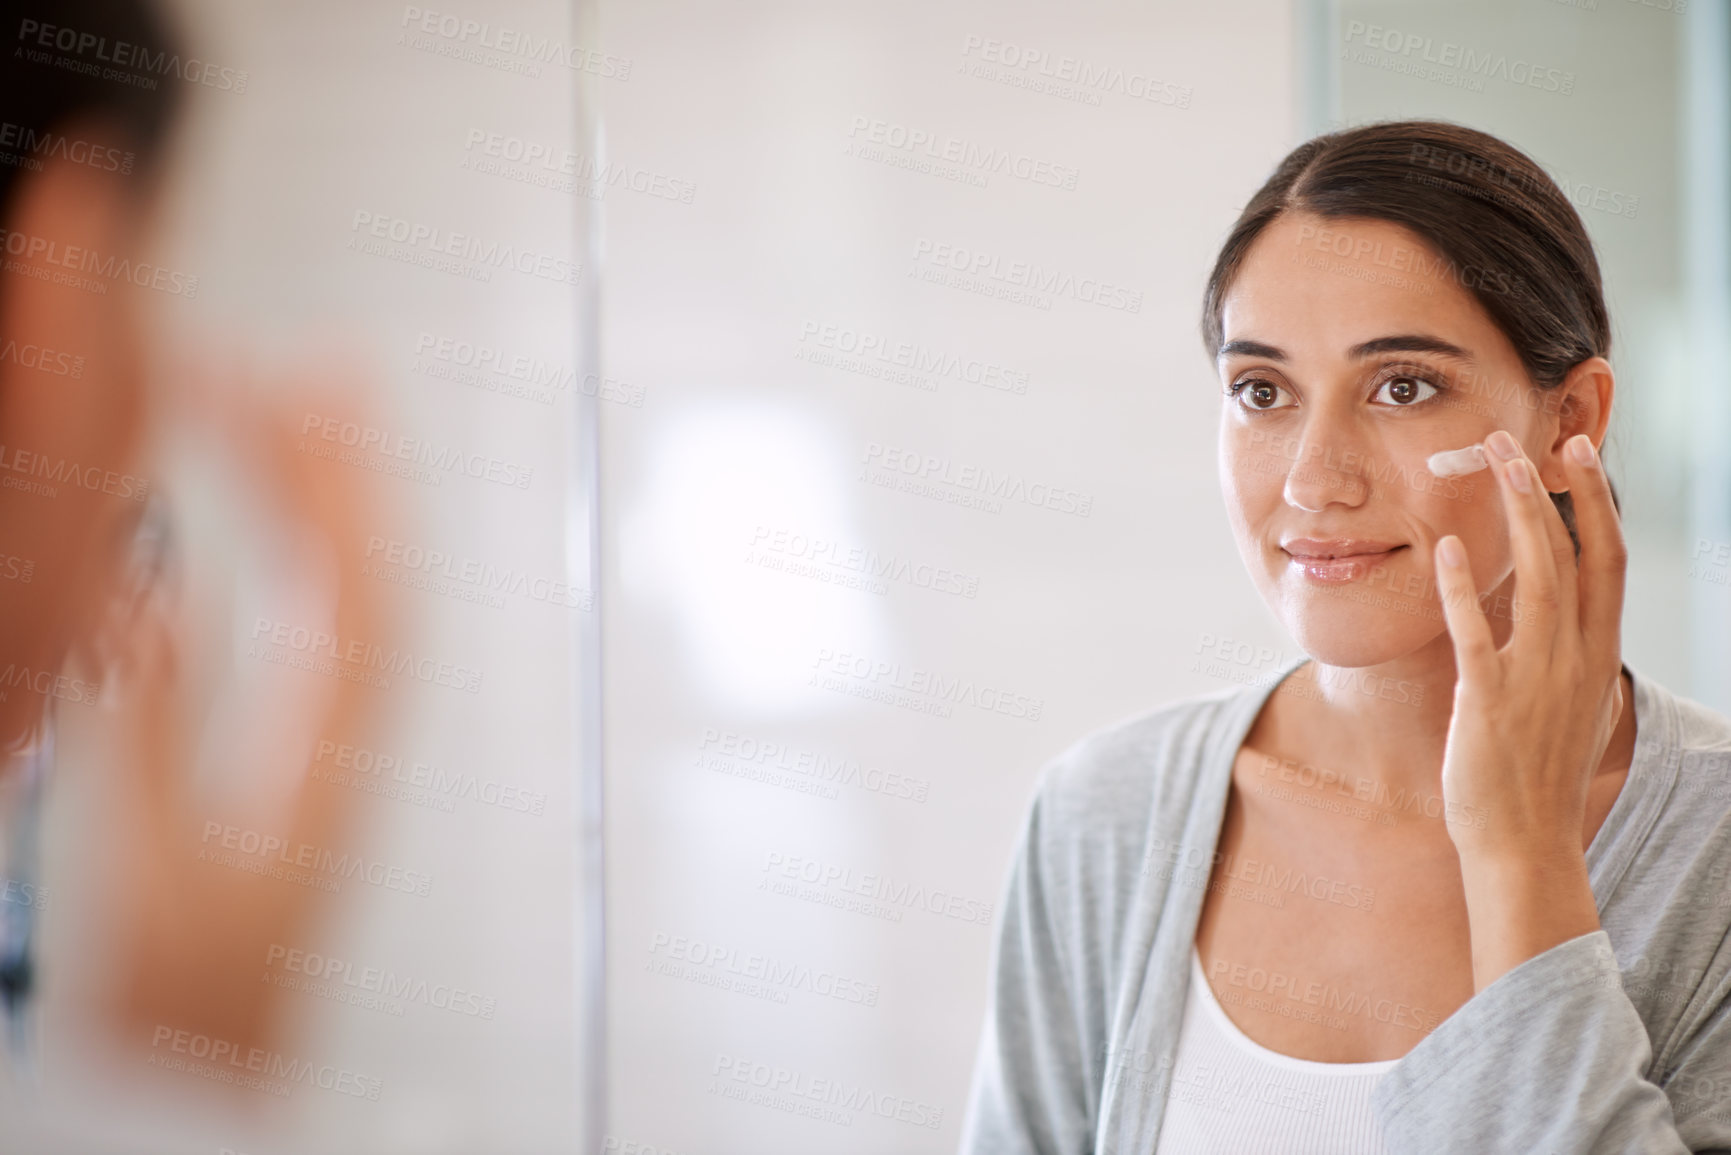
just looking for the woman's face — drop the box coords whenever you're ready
[0,133,147,746]
[1216,211,1571,669]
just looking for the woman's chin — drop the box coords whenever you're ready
[1278,590,1446,670]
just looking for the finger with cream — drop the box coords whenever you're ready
[1427,443,1489,478]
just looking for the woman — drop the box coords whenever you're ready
[959,121,1731,1153]
[0,0,389,1073]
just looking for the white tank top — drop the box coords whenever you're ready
[1152,950,1395,1154]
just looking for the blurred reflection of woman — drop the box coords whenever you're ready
[961,122,1731,1153]
[0,0,387,1075]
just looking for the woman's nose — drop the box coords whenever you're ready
[1280,428,1372,513]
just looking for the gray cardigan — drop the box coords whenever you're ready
[959,664,1731,1153]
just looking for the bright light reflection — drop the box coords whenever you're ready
[624,403,887,716]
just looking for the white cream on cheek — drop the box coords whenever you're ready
[1427,442,1489,478]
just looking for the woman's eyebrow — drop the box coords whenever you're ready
[1217,339,1286,360]
[1349,334,1474,361]
[1216,335,1474,362]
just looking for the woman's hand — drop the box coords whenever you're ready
[1431,428,1627,992]
[96,361,394,1056]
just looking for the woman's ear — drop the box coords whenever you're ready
[1538,357,1614,493]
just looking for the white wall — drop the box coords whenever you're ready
[595,3,1300,1151]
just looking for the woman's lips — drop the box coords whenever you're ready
[1281,540,1407,583]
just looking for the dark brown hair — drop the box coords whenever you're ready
[1201,120,1615,537]
[0,0,181,229]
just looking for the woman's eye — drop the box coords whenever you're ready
[1373,376,1439,406]
[1233,380,1295,410]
